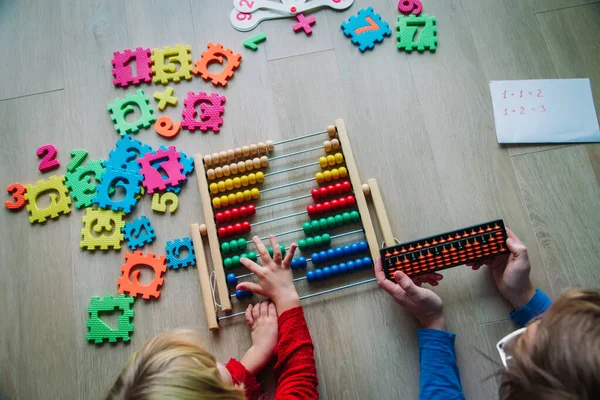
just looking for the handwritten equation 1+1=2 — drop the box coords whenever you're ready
[502,89,546,115]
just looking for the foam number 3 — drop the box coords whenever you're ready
[36,144,60,172]
[5,183,27,210]
[152,192,179,214]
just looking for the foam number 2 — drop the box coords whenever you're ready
[36,144,60,172]
[152,192,179,214]
[5,183,26,210]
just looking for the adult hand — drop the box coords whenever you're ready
[375,257,446,330]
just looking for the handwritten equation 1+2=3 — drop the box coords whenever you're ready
[502,89,546,116]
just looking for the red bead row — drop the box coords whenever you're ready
[311,180,352,201]
[306,195,356,217]
[215,204,256,224]
[218,221,252,238]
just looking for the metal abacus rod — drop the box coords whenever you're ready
[255,194,313,210]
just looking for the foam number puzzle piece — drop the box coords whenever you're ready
[93,167,142,214]
[293,14,316,35]
[397,0,422,15]
[155,116,180,139]
[36,144,60,172]
[165,237,196,269]
[65,159,106,209]
[80,207,125,250]
[112,48,152,88]
[151,44,193,85]
[341,7,392,52]
[138,146,186,194]
[122,216,156,250]
[397,14,437,52]
[24,176,71,224]
[86,294,134,344]
[180,92,226,133]
[104,135,153,172]
[153,146,194,194]
[117,251,167,300]
[5,183,27,210]
[66,149,89,172]
[152,192,179,213]
[153,86,178,111]
[192,43,242,87]
[107,89,156,136]
[243,32,267,51]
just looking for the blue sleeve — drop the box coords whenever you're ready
[509,289,552,327]
[418,329,465,400]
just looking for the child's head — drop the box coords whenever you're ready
[106,329,245,400]
[500,289,600,400]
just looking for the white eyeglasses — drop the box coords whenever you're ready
[496,327,527,368]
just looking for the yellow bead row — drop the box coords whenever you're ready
[318,152,344,168]
[315,167,348,184]
[209,172,265,194]
[206,156,269,180]
[204,141,274,166]
[211,188,260,209]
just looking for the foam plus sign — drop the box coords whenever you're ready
[293,13,316,35]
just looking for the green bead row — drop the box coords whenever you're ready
[302,211,360,236]
[221,238,248,254]
[298,233,331,251]
[224,251,258,269]
[268,244,286,258]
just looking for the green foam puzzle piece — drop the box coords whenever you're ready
[86,294,134,344]
[243,32,267,51]
[66,149,89,172]
[396,14,437,52]
[65,159,106,209]
[107,89,156,136]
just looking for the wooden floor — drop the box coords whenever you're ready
[1,0,599,399]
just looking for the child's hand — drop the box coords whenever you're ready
[375,257,446,330]
[467,227,535,309]
[238,235,300,315]
[240,301,278,375]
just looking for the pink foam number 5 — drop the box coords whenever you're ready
[36,144,60,172]
[398,0,422,15]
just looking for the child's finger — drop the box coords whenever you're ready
[260,301,268,318]
[268,302,276,318]
[283,243,297,267]
[252,236,272,265]
[252,303,261,320]
[240,257,264,277]
[269,235,282,264]
[374,258,402,295]
[236,282,268,298]
[245,304,254,326]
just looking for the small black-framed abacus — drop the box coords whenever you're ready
[380,219,510,279]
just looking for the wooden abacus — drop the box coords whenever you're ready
[190,119,395,330]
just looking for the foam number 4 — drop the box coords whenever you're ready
[152,192,179,214]
[5,183,27,210]
[67,149,89,172]
[36,144,60,172]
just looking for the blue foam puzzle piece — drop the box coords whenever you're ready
[121,216,156,250]
[165,237,196,269]
[104,135,153,172]
[93,167,142,214]
[341,7,392,52]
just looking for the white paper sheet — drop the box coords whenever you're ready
[489,79,600,144]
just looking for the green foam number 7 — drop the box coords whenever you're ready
[67,149,89,172]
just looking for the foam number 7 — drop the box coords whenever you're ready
[5,183,27,210]
[152,192,179,214]
[36,144,60,172]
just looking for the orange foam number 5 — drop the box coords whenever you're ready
[354,16,379,35]
[36,144,60,172]
[5,183,26,210]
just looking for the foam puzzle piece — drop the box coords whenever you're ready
[24,176,71,224]
[80,207,125,250]
[122,216,156,250]
[153,86,178,111]
[36,144,60,172]
[155,116,180,139]
[153,146,194,193]
[107,89,156,136]
[341,7,392,52]
[112,48,153,88]
[396,14,437,52]
[180,92,226,133]
[117,251,167,300]
[151,44,193,85]
[397,0,422,15]
[243,32,267,51]
[86,294,134,344]
[104,135,153,172]
[151,192,179,213]
[66,149,89,172]
[293,14,316,35]
[5,183,27,210]
[165,237,196,269]
[138,146,186,194]
[93,167,142,214]
[65,159,106,209]
[192,43,242,87]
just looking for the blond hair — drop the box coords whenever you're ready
[499,289,600,400]
[106,329,246,400]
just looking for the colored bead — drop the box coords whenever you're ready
[363,256,372,266]
[322,267,332,279]
[327,216,336,228]
[307,205,316,217]
[342,212,352,223]
[249,144,257,155]
[251,188,260,199]
[338,262,347,274]
[319,157,328,168]
[298,256,307,268]
[314,235,323,247]
[221,242,230,252]
[321,233,331,245]
[311,220,320,233]
[335,153,344,164]
[222,165,231,176]
[227,193,236,204]
[236,290,252,300]
[234,223,242,234]
[227,273,237,285]
[351,210,360,222]
[355,258,364,270]
[218,227,227,238]
[212,197,221,208]
[223,210,232,221]
[216,212,224,223]
[231,208,240,220]
[331,138,340,150]
[230,239,239,252]
[335,214,344,225]
[351,243,360,254]
[331,169,339,180]
[232,255,241,266]
[306,270,316,282]
[238,238,247,250]
[311,252,320,264]
[210,183,218,194]
[315,172,324,183]
[242,221,251,233]
[319,218,328,230]
[347,260,356,273]
[242,146,250,156]
[299,239,307,250]
[339,167,347,177]
[327,155,335,166]
[224,258,233,269]
[324,140,332,152]
[319,250,327,263]
[335,247,344,259]
[311,188,319,200]
[291,258,298,269]
[358,241,368,252]
[343,245,352,256]
[314,269,324,280]
[306,237,315,248]
[236,191,244,202]
[327,249,336,260]
[323,170,332,181]
[260,156,269,168]
[330,264,339,276]
[347,195,356,207]
[225,179,233,190]
[266,140,274,151]
[230,163,238,174]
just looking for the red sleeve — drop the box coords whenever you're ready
[274,306,319,399]
[226,358,263,400]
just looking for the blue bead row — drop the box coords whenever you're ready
[310,241,368,265]
[306,256,372,282]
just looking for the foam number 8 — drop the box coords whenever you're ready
[5,183,26,210]
[36,144,60,172]
[152,192,179,214]
[155,116,180,139]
